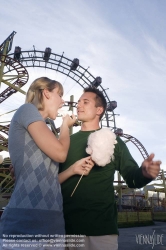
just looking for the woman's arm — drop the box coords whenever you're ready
[58,156,94,184]
[28,115,76,163]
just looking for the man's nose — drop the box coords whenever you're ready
[77,102,81,108]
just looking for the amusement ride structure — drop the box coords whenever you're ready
[0,31,165,211]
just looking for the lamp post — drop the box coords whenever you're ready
[69,95,74,135]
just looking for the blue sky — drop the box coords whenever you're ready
[0,0,166,173]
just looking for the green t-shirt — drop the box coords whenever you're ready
[59,130,152,236]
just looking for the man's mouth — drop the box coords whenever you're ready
[77,112,83,116]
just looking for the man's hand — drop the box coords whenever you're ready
[9,164,15,181]
[142,153,161,179]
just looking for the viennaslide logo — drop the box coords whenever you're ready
[135,230,164,249]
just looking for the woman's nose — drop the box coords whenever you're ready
[61,98,65,104]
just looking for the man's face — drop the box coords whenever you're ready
[77,92,102,122]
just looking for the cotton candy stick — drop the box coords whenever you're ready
[70,170,86,197]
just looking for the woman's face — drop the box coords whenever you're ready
[47,87,64,120]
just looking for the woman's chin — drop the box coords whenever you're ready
[49,114,57,120]
[52,115,57,120]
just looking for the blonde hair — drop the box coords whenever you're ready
[25,77,63,110]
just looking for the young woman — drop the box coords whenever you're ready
[0,77,93,250]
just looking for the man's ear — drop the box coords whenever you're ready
[43,89,50,99]
[96,106,103,116]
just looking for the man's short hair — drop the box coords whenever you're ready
[84,87,107,120]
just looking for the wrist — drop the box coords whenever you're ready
[69,164,75,176]
[60,122,70,131]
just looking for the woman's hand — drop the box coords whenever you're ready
[58,156,94,184]
[62,114,77,128]
[71,156,94,176]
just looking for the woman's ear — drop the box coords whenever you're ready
[43,89,50,99]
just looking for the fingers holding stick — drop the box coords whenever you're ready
[70,157,94,197]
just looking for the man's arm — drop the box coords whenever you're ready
[115,137,161,188]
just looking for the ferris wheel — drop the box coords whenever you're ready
[0,31,164,200]
[0,31,118,152]
[0,31,152,163]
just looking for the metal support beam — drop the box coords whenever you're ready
[3,79,26,95]
[0,145,8,152]
[0,41,9,85]
[69,95,74,135]
[162,170,166,201]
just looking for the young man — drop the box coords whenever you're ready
[59,87,161,250]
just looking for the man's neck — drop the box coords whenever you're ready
[81,121,100,131]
